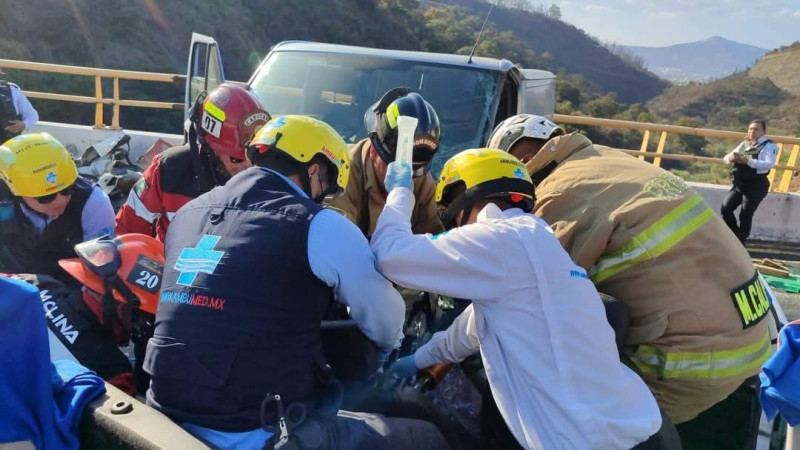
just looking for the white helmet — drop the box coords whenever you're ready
[488,114,564,152]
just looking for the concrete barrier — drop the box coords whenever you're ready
[691,182,800,243]
[17,122,800,244]
[28,121,183,162]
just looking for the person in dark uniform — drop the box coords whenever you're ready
[721,119,778,244]
[145,115,447,449]
[0,133,115,284]
[0,69,38,143]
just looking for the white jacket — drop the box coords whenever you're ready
[371,188,662,449]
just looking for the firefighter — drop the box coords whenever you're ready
[490,114,773,445]
[327,87,443,239]
[115,83,270,240]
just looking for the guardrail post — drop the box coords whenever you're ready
[94,76,104,128]
[778,144,800,193]
[638,130,651,161]
[112,77,120,129]
[653,131,668,167]
[769,143,784,191]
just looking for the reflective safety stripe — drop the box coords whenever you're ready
[630,330,773,379]
[589,194,715,284]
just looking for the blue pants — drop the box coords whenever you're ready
[183,410,448,450]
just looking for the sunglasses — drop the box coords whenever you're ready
[34,182,76,205]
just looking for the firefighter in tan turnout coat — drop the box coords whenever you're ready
[488,114,773,427]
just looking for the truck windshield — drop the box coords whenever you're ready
[249,51,500,176]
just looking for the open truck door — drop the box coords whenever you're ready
[185,33,226,119]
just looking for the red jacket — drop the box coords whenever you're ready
[116,144,221,241]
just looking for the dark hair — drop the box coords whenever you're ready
[749,119,767,132]
[251,150,332,183]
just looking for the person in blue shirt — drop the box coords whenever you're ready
[145,115,447,449]
[0,133,115,284]
[721,119,779,244]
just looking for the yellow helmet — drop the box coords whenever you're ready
[0,133,78,197]
[247,115,350,195]
[435,148,535,228]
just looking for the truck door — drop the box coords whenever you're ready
[185,33,226,119]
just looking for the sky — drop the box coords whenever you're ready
[556,0,800,50]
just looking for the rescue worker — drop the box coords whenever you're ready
[2,233,164,396]
[489,114,774,443]
[374,148,662,449]
[145,115,447,449]
[327,87,443,238]
[721,119,778,244]
[0,133,115,283]
[0,69,39,143]
[115,83,270,240]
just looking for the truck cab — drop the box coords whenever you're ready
[187,33,556,173]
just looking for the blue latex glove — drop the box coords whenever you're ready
[384,161,413,193]
[387,355,418,379]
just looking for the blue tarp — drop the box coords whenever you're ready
[760,320,800,426]
[0,276,105,448]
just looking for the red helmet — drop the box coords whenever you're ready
[198,83,271,159]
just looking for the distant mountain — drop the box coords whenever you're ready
[432,0,668,103]
[623,36,768,83]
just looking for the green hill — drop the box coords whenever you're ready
[0,0,667,132]
[647,46,800,136]
[749,42,800,97]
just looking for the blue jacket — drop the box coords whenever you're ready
[0,276,105,449]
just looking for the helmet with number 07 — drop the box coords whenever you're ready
[58,234,165,315]
[198,83,271,160]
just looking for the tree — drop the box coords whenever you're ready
[547,4,561,20]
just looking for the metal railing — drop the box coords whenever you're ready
[3,57,800,193]
[555,114,800,193]
[0,58,185,129]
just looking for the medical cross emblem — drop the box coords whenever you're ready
[175,235,225,286]
[513,167,526,179]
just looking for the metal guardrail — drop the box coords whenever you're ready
[555,114,800,193]
[0,58,185,129]
[3,58,799,192]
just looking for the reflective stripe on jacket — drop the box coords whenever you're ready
[534,133,771,383]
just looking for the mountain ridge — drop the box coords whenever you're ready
[623,36,768,83]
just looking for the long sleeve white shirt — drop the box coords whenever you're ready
[10,83,39,131]
[271,169,405,352]
[371,187,661,450]
[724,137,778,174]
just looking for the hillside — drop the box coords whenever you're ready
[749,42,800,96]
[623,36,767,84]
[0,0,668,132]
[428,0,668,103]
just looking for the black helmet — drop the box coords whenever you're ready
[364,87,441,177]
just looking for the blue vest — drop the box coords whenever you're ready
[0,177,93,284]
[145,168,332,432]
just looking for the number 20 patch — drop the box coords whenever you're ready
[126,255,164,294]
[730,273,771,329]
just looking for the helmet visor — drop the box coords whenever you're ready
[75,235,121,281]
